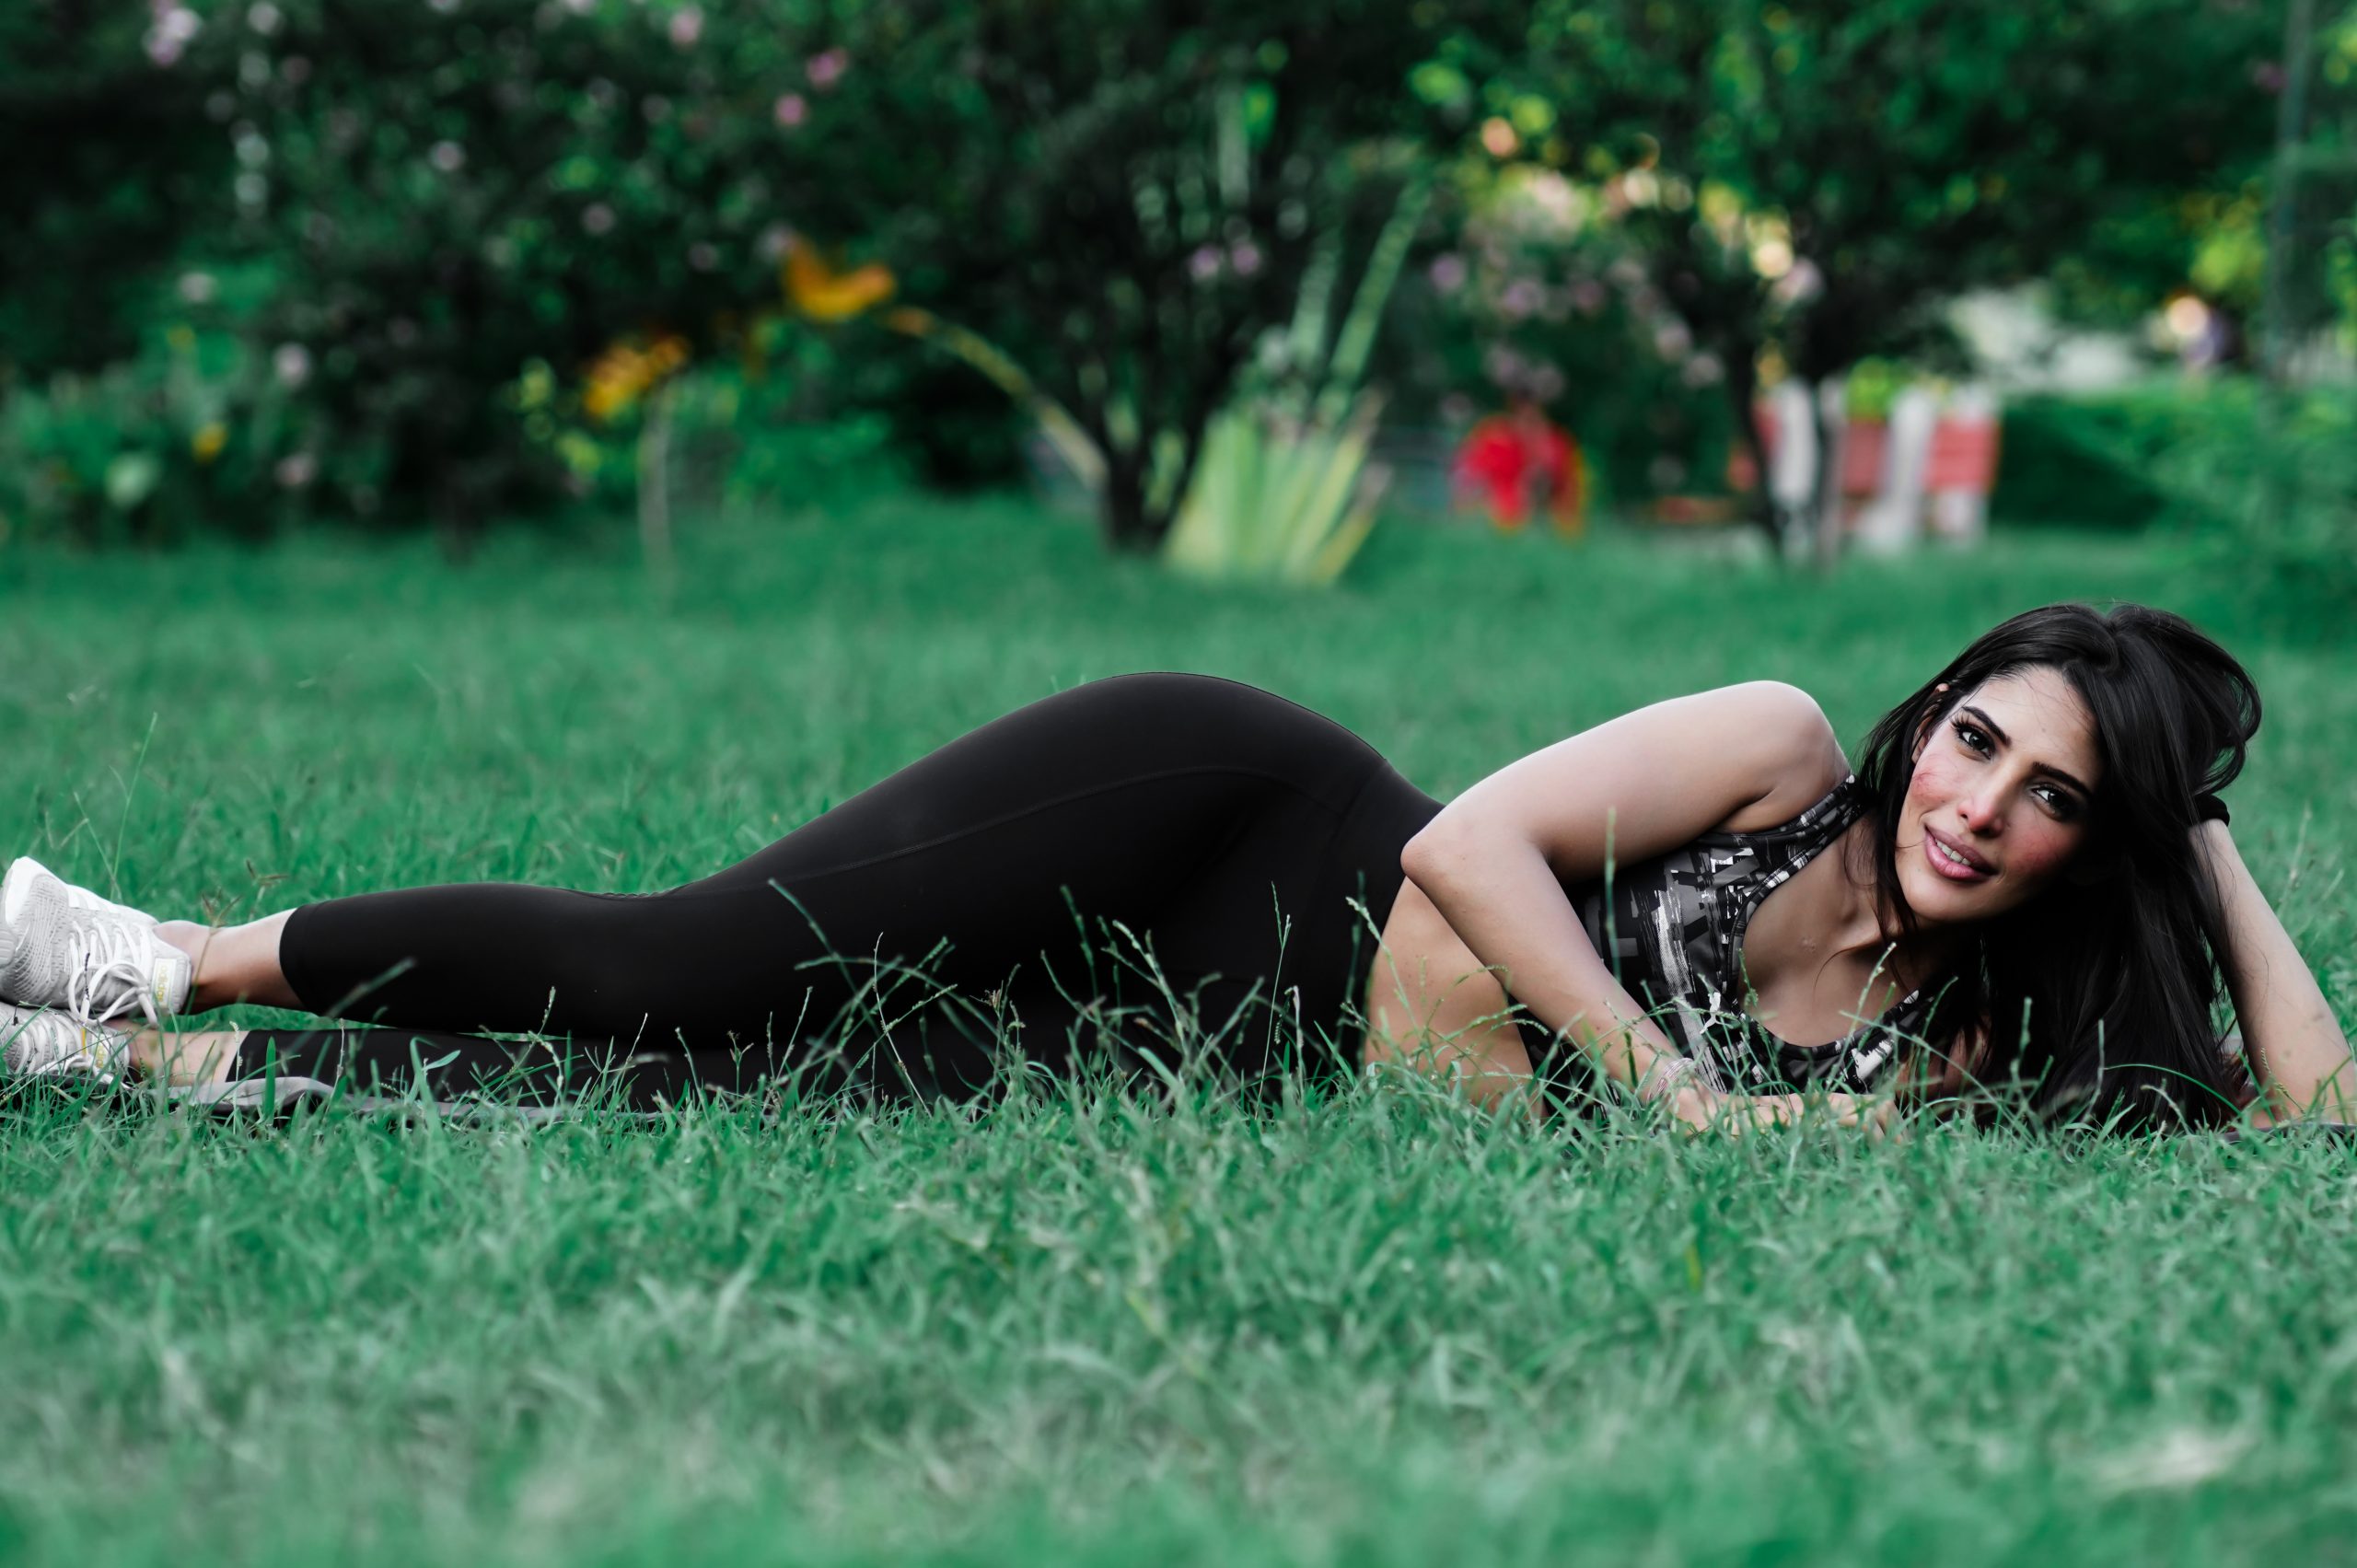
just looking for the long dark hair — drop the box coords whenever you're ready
[1852,603,2262,1129]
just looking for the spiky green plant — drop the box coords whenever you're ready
[1161,179,1429,586]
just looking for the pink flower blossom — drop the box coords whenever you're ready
[1188,245,1222,282]
[1227,240,1261,277]
[145,5,200,67]
[773,92,807,127]
[668,6,702,46]
[806,48,849,90]
[1427,253,1467,295]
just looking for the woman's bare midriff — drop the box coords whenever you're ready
[1357,877,1536,1097]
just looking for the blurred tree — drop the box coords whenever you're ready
[1522,0,2283,547]
[775,0,1508,551]
[0,4,231,379]
[180,0,836,539]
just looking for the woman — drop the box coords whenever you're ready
[1,602,2346,1132]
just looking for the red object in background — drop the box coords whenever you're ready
[1734,402,2003,497]
[1924,415,2001,494]
[1453,405,1586,533]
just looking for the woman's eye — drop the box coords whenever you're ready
[1951,720,1990,753]
[2032,783,2081,819]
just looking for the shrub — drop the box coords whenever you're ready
[0,319,326,545]
[1991,378,2357,595]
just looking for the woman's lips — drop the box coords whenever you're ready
[1923,825,1995,882]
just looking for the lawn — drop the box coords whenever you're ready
[0,498,2352,1565]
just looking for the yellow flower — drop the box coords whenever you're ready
[783,237,895,321]
[191,424,227,464]
[581,333,691,424]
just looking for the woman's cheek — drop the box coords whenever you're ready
[2002,823,2083,888]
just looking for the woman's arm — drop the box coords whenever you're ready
[2197,820,2356,1121]
[1395,681,1852,1127]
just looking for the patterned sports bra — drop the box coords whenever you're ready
[1559,775,1935,1095]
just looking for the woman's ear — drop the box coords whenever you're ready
[1910,683,1954,763]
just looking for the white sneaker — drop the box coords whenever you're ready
[3,857,157,927]
[0,1003,134,1080]
[0,859,191,1027]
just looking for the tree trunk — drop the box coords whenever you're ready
[1097,443,1154,552]
[1808,373,1850,574]
[1721,345,1783,551]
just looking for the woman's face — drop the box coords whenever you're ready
[1897,665,2103,927]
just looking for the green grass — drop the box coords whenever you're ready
[0,499,2352,1565]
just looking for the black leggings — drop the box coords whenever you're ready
[231,674,1442,1106]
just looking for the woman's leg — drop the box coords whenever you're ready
[160,912,298,1012]
[180,675,1402,1095]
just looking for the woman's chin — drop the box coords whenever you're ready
[1899,864,1997,925]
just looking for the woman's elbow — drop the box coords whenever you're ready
[1401,815,1484,892]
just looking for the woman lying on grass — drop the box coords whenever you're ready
[0,602,2345,1132]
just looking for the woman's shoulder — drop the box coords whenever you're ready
[1701,681,1853,834]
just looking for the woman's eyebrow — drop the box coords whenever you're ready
[1961,703,2093,796]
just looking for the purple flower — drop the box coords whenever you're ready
[806,48,849,90]
[1500,278,1543,321]
[1189,245,1222,282]
[773,92,807,127]
[1427,253,1468,295]
[668,6,702,46]
[1228,240,1262,277]
[274,452,319,489]
[582,203,616,236]
[145,5,200,67]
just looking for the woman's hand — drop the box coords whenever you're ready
[1665,1085,1899,1139]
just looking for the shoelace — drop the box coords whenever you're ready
[0,1008,122,1078]
[64,913,165,1028]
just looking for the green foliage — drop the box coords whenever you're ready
[173,0,839,534]
[1161,177,1428,583]
[0,512,2352,1562]
[1991,380,2357,593]
[0,0,2314,548]
[1369,165,1738,506]
[0,321,323,544]
[1987,392,2177,531]
[0,5,230,378]
[1499,0,2285,539]
[793,0,1496,550]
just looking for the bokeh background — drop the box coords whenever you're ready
[6,0,2353,577]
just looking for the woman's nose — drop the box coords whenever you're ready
[1956,787,2004,832]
